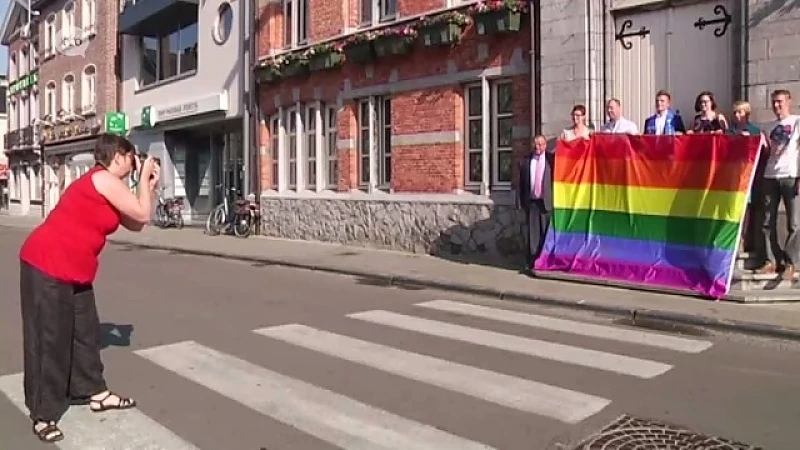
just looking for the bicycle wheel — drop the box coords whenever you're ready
[173,210,184,229]
[205,204,225,236]
[154,204,168,228]
[233,212,253,238]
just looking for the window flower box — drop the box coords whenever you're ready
[281,60,309,78]
[471,0,527,35]
[344,36,376,64]
[418,12,470,47]
[306,44,344,72]
[373,25,416,58]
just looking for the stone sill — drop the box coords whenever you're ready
[259,189,517,206]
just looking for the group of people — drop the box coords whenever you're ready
[520,89,800,282]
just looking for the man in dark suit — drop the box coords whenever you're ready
[518,134,554,270]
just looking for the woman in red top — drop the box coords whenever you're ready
[18,133,160,443]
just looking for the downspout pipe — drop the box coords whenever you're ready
[530,0,541,137]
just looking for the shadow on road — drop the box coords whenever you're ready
[99,323,134,349]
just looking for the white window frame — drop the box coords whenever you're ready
[304,104,318,190]
[45,81,57,119]
[29,41,39,71]
[286,106,298,189]
[62,74,75,114]
[45,15,56,56]
[325,106,338,190]
[30,91,39,125]
[81,0,97,37]
[9,54,16,82]
[283,0,308,48]
[62,2,76,47]
[361,0,396,26]
[357,96,391,191]
[270,115,280,190]
[81,65,96,114]
[19,48,28,77]
[464,78,514,194]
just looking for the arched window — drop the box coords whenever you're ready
[62,74,75,114]
[45,15,56,55]
[45,81,57,119]
[81,65,96,114]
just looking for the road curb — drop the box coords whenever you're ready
[109,238,800,343]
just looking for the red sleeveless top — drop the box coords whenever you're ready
[20,166,121,284]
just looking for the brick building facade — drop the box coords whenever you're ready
[256,0,534,262]
[2,3,43,216]
[33,0,117,213]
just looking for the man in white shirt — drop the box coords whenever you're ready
[757,89,800,278]
[600,98,639,134]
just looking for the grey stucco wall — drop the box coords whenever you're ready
[538,0,608,140]
[746,0,800,124]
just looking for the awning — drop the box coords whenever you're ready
[119,0,200,37]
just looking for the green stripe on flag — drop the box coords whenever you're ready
[552,208,740,250]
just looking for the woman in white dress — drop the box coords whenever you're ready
[561,104,592,141]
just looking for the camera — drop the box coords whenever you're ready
[134,153,160,171]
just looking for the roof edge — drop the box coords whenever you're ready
[0,1,26,46]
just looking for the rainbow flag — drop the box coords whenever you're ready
[534,134,761,298]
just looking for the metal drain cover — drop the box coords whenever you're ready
[572,415,763,449]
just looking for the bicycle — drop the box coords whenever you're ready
[154,187,185,229]
[205,185,259,238]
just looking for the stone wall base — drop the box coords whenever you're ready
[259,195,527,264]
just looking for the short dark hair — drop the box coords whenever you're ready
[656,90,671,100]
[94,133,135,167]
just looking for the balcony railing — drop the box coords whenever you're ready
[4,126,36,149]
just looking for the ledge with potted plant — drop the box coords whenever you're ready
[343,32,378,64]
[418,11,471,47]
[306,43,344,72]
[256,57,283,84]
[471,0,528,35]
[372,25,417,58]
[280,52,310,78]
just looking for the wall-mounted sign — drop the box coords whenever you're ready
[105,112,129,136]
[9,71,38,95]
[140,92,229,129]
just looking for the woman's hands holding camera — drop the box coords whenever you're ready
[139,156,161,191]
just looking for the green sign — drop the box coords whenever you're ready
[141,106,154,129]
[9,71,38,95]
[104,111,129,136]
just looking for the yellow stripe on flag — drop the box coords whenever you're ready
[554,182,746,222]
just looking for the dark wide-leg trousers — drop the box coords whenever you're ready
[20,261,107,422]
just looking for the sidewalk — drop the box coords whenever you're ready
[4,213,800,341]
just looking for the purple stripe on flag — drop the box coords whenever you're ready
[534,255,729,298]
[537,231,734,282]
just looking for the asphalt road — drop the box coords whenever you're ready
[1,225,799,450]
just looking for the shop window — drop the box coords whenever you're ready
[464,79,514,191]
[138,18,198,87]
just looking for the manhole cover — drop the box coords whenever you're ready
[572,415,763,449]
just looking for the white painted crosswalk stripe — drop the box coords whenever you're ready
[347,310,672,379]
[0,372,199,450]
[254,324,611,424]
[418,300,714,353]
[135,340,494,450]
